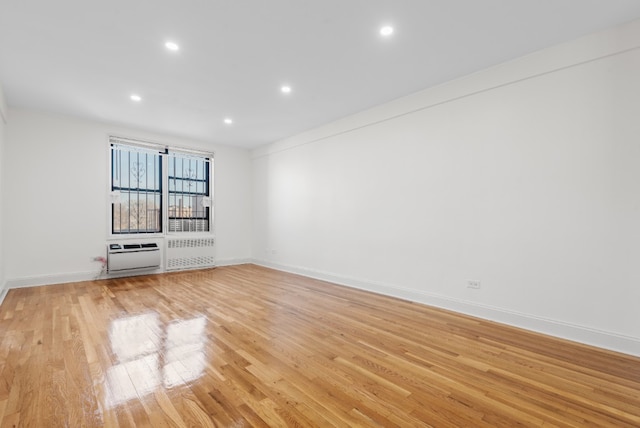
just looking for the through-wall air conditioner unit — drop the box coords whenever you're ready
[107,243,161,273]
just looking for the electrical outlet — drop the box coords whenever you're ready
[467,280,481,289]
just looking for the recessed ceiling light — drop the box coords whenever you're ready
[224,118,233,125]
[281,85,292,94]
[380,26,394,37]
[130,94,142,102]
[165,41,179,51]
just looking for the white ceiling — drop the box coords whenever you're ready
[1,1,640,149]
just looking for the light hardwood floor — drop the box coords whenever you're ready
[0,264,638,427]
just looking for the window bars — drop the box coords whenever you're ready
[110,137,212,235]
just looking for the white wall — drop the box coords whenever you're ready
[4,109,252,286]
[252,20,640,356]
[0,84,7,295]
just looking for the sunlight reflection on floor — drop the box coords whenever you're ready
[105,313,207,407]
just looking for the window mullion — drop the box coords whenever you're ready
[127,152,131,233]
[161,151,168,234]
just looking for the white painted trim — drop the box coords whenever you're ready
[252,259,640,358]
[6,268,170,288]
[215,258,252,267]
[0,87,7,124]
[0,285,8,306]
[4,258,252,290]
[6,271,100,289]
[0,104,6,125]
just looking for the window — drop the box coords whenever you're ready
[168,153,211,232]
[111,144,163,234]
[110,137,212,235]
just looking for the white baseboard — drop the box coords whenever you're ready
[0,281,8,306]
[5,268,168,288]
[252,259,640,358]
[215,258,252,267]
[3,258,252,290]
[6,271,100,289]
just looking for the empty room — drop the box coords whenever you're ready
[0,1,639,426]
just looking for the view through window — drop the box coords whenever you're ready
[110,137,212,234]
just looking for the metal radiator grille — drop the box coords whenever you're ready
[165,238,215,271]
[167,238,215,248]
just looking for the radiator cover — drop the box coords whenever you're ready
[165,238,215,271]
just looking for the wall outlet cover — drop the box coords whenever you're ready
[467,280,481,289]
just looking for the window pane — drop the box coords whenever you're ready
[111,144,162,234]
[168,153,210,232]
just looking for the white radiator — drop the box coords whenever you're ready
[165,237,215,271]
[107,243,161,272]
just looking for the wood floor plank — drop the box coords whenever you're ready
[0,264,638,426]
